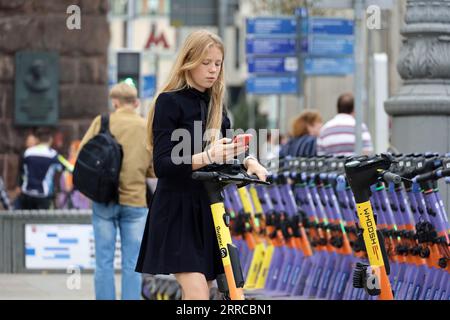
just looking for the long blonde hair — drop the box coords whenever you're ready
[146,30,225,150]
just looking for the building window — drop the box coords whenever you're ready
[138,0,169,16]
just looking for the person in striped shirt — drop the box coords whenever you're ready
[279,110,323,158]
[317,93,373,156]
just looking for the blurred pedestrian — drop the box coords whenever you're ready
[317,93,373,156]
[13,132,39,209]
[56,140,90,209]
[79,82,153,300]
[19,128,66,210]
[0,177,11,210]
[280,110,323,158]
[25,132,39,149]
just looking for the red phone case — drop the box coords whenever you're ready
[233,134,252,145]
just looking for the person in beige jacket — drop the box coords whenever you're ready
[79,82,152,300]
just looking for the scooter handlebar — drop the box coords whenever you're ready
[382,171,402,184]
[191,171,219,181]
[226,173,271,185]
[440,168,450,177]
[412,167,450,183]
[247,174,271,185]
[412,170,438,184]
[192,171,270,185]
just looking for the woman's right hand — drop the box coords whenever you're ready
[207,138,248,164]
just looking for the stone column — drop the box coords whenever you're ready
[0,0,110,191]
[385,0,450,212]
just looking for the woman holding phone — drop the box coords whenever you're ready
[135,30,268,300]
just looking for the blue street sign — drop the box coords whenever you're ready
[247,56,298,74]
[306,36,354,56]
[142,75,156,99]
[305,57,354,75]
[246,76,298,95]
[295,7,309,18]
[310,18,354,36]
[245,12,356,94]
[246,17,297,36]
[246,38,297,55]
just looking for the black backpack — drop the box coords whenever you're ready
[73,115,123,204]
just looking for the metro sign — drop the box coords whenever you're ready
[144,23,170,50]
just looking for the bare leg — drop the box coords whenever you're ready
[174,272,210,300]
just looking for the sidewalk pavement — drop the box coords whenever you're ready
[0,273,121,300]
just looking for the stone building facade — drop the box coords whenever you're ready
[0,0,110,191]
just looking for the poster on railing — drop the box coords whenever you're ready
[25,224,121,270]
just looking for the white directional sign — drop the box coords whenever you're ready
[25,224,122,270]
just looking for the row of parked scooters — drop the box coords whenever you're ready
[223,153,450,300]
[142,153,450,300]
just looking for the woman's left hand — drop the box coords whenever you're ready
[245,159,269,182]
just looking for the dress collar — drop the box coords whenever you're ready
[184,86,211,104]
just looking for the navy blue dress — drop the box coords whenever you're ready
[135,87,230,281]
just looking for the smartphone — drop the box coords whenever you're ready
[232,134,253,145]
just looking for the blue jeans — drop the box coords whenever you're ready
[92,202,147,300]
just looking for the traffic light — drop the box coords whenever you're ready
[117,51,141,96]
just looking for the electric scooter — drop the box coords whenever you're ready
[192,161,270,300]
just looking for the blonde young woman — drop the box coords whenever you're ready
[135,30,268,300]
